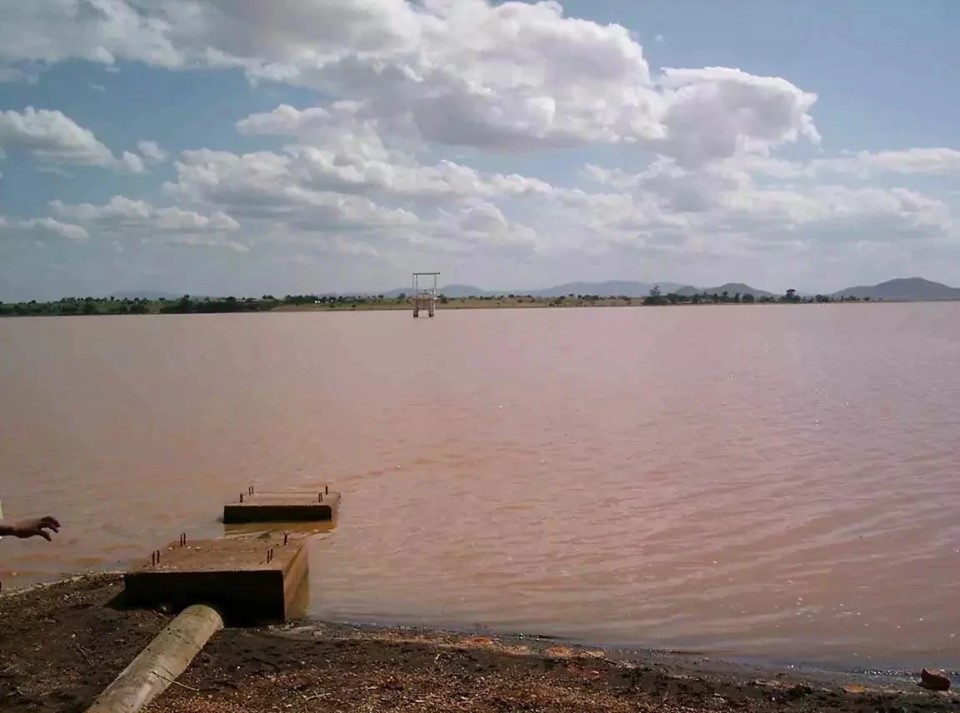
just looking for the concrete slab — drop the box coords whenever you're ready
[123,535,308,623]
[223,489,341,524]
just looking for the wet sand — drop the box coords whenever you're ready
[1,575,956,713]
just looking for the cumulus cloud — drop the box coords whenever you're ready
[720,185,953,243]
[43,195,249,252]
[0,66,39,84]
[444,203,541,252]
[577,157,954,250]
[238,116,555,205]
[155,143,562,259]
[51,195,240,232]
[0,106,145,172]
[0,216,90,241]
[2,1,820,165]
[136,140,168,163]
[736,148,960,181]
[655,68,820,166]
[813,148,960,177]
[157,129,956,267]
[0,0,183,69]
[227,6,817,164]
[1,1,958,295]
[165,148,422,229]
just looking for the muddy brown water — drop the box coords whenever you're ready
[1,304,959,670]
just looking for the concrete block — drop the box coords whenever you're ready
[123,535,308,623]
[223,489,340,524]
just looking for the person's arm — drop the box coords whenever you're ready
[0,516,61,540]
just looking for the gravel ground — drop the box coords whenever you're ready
[1,575,956,713]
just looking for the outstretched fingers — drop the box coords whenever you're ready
[13,516,62,540]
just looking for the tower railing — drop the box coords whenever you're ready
[412,272,440,318]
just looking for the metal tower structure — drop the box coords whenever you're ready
[412,272,439,318]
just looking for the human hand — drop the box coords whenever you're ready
[10,516,61,541]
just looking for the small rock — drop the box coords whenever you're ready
[920,668,951,691]
[786,684,813,699]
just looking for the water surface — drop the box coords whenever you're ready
[1,304,958,669]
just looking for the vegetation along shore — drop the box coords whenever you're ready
[4,278,958,317]
[1,575,957,713]
[0,289,894,318]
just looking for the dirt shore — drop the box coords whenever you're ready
[1,575,956,713]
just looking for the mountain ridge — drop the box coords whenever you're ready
[114,277,960,302]
[831,277,960,301]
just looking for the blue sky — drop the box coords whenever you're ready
[623,1,959,147]
[1,0,959,300]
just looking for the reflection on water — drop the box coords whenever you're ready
[1,305,960,668]
[288,561,312,621]
[221,521,337,539]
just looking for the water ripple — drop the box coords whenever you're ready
[2,304,959,669]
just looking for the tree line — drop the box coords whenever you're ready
[639,286,869,306]
[0,293,404,317]
[0,289,872,317]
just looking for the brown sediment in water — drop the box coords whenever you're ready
[1,575,956,713]
[4,306,960,664]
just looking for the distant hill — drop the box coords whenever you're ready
[674,282,772,298]
[383,285,491,298]
[116,277,960,304]
[440,284,494,298]
[705,282,774,298]
[833,277,960,301]
[527,281,686,298]
[111,290,181,300]
[386,281,685,298]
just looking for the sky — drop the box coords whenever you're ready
[1,1,959,301]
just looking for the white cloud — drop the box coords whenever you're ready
[655,68,820,166]
[236,102,369,145]
[0,66,39,83]
[1,216,90,241]
[813,148,960,177]
[155,142,562,260]
[232,27,816,164]
[1,1,820,165]
[157,126,957,269]
[0,0,183,69]
[719,185,953,243]
[51,195,240,233]
[0,106,145,172]
[737,148,960,180]
[43,195,248,252]
[572,157,955,252]
[1,1,959,296]
[36,165,74,177]
[137,139,168,164]
[442,203,540,252]
[118,150,146,173]
[165,148,422,229]
[237,115,555,205]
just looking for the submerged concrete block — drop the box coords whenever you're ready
[222,489,340,524]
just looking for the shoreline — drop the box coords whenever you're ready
[1,294,919,319]
[2,575,956,712]
[3,571,947,682]
[314,616,952,686]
